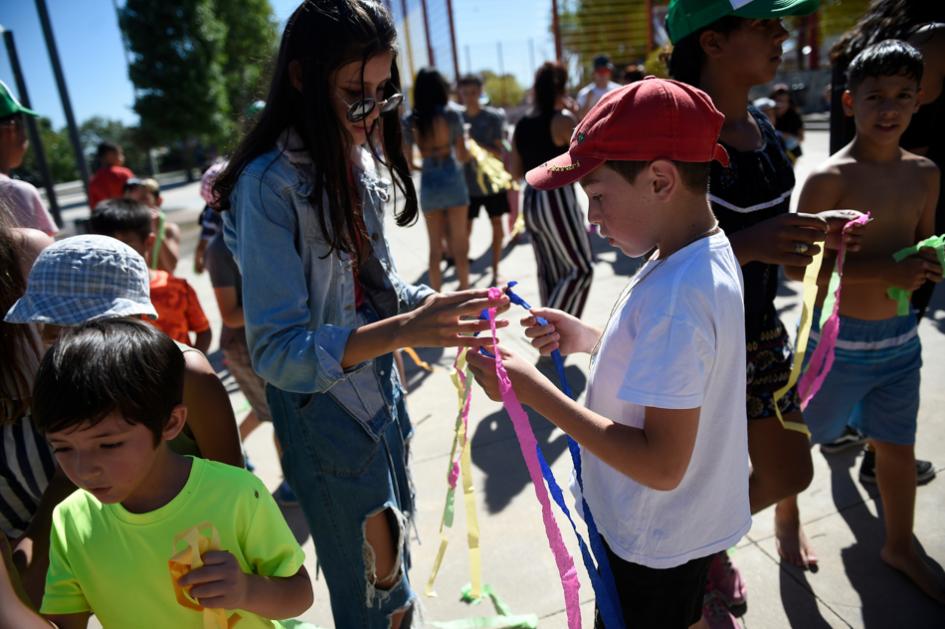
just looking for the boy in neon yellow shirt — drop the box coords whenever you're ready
[0,319,313,628]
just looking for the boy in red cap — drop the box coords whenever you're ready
[467,77,750,628]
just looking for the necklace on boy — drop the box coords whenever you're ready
[590,223,721,359]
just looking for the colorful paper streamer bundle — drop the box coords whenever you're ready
[503,283,624,629]
[467,140,514,197]
[796,213,872,408]
[426,350,482,599]
[772,241,824,435]
[886,234,945,315]
[485,287,582,629]
[168,522,241,629]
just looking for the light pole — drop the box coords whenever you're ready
[35,0,90,206]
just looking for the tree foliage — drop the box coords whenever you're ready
[214,0,278,129]
[482,71,525,107]
[120,0,231,149]
[16,117,79,184]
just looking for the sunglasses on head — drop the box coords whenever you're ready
[342,92,404,123]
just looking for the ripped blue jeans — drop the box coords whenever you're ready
[267,349,415,628]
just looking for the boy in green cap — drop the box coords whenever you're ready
[0,81,58,236]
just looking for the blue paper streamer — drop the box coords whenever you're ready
[502,282,625,629]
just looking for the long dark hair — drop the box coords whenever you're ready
[213,0,417,260]
[0,210,41,424]
[831,0,945,67]
[532,61,568,115]
[411,67,449,142]
[667,16,742,87]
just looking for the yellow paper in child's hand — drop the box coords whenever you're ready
[168,522,242,628]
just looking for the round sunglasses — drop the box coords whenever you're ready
[343,92,404,123]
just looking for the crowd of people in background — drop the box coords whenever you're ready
[0,0,944,628]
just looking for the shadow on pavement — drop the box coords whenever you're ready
[276,501,312,547]
[469,364,587,514]
[823,452,944,627]
[778,565,833,629]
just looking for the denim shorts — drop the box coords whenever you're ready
[803,311,921,446]
[266,349,416,627]
[420,156,469,211]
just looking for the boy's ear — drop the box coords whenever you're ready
[648,159,676,198]
[841,90,855,117]
[162,404,188,442]
[145,232,157,253]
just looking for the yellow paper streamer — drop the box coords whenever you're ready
[168,522,242,629]
[468,140,513,196]
[772,249,822,436]
[402,346,433,372]
[425,351,482,599]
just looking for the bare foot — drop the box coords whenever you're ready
[775,499,819,571]
[881,546,945,604]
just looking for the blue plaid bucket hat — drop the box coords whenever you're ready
[5,235,157,325]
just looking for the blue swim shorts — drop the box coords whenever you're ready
[803,311,921,446]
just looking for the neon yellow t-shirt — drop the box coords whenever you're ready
[41,457,306,628]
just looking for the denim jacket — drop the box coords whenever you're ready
[223,131,433,398]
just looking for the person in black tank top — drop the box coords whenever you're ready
[667,4,833,619]
[510,62,593,317]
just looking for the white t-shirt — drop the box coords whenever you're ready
[576,231,751,569]
[576,81,621,111]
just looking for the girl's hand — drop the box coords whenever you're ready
[520,307,600,356]
[820,209,869,252]
[731,213,827,267]
[400,289,510,349]
[465,344,551,407]
[178,550,249,610]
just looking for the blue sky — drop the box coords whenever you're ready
[0,0,552,130]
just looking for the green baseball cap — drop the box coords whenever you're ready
[666,0,820,44]
[0,80,38,118]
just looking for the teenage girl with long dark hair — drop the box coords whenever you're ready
[511,62,594,317]
[213,2,506,626]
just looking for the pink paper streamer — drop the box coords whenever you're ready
[485,287,582,629]
[798,213,872,408]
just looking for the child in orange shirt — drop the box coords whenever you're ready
[89,199,212,352]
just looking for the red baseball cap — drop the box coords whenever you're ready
[526,77,730,190]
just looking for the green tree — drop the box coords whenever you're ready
[120,0,230,163]
[482,71,525,107]
[214,0,278,134]
[17,117,78,184]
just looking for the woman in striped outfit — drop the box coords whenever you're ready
[511,62,593,317]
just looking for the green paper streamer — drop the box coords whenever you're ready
[429,584,539,629]
[886,234,945,315]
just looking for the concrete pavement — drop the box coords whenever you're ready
[130,128,944,627]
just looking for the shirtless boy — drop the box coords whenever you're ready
[793,39,944,602]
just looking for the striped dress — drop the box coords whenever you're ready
[1,326,56,538]
[514,109,594,317]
